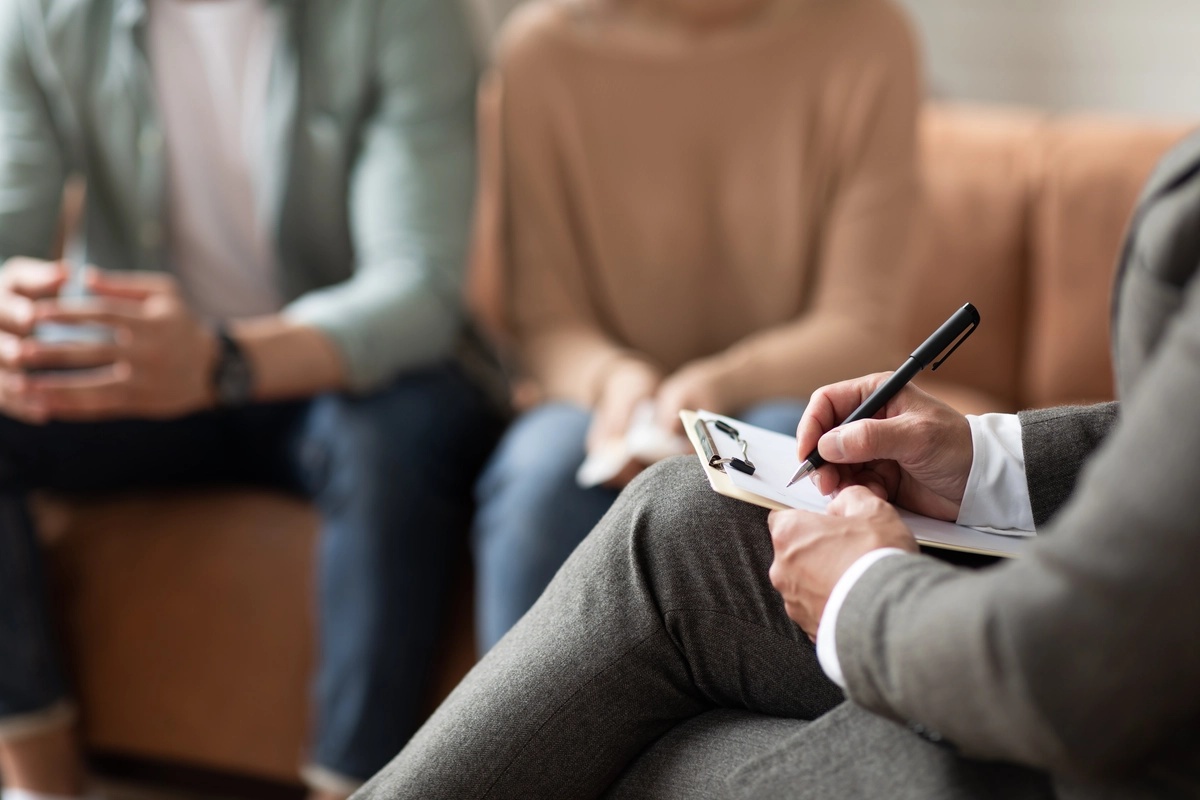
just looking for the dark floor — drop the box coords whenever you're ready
[90,756,304,800]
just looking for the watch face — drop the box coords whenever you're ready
[217,356,255,406]
[214,333,255,407]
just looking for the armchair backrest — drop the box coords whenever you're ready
[905,104,1190,413]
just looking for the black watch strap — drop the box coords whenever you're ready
[211,325,255,408]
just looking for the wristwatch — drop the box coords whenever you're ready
[211,324,256,408]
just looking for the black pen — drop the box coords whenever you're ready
[786,303,981,487]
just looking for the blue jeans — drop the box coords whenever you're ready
[472,399,806,653]
[0,363,503,783]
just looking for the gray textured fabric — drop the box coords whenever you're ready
[602,710,809,799]
[354,459,1052,799]
[356,457,843,799]
[1018,402,1119,527]
[727,702,1052,800]
[1112,138,1200,400]
[615,705,1051,800]
[358,458,1052,799]
[834,130,1200,797]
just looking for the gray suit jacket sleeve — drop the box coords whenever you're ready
[834,270,1200,781]
[1018,403,1119,527]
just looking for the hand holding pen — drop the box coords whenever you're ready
[788,303,978,487]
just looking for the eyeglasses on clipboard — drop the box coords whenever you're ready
[694,418,756,476]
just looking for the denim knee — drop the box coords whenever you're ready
[295,364,503,780]
[0,493,71,723]
[298,364,500,509]
[475,403,596,542]
[473,403,619,649]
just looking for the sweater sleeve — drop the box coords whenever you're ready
[702,2,922,409]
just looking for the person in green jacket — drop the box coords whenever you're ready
[0,1,500,796]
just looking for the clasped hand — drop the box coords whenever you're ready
[586,359,730,489]
[0,258,216,424]
[767,373,976,639]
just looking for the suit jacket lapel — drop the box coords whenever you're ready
[1109,128,1200,373]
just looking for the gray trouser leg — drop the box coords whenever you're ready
[603,709,812,800]
[726,702,1054,800]
[356,457,842,799]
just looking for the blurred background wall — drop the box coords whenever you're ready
[899,0,1200,118]
[465,0,1200,119]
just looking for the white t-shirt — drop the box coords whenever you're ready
[148,0,282,319]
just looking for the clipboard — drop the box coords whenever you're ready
[681,410,1028,559]
[683,410,790,512]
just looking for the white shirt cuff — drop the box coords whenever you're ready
[956,413,1035,532]
[816,548,909,689]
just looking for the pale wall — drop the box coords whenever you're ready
[466,0,1200,120]
[884,0,1199,119]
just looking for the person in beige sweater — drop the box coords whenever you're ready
[469,0,922,652]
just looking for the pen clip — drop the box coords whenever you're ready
[931,316,979,371]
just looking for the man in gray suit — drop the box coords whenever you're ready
[353,133,1200,798]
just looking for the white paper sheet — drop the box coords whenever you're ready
[698,411,1029,558]
[577,400,692,488]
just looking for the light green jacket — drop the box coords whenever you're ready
[0,0,479,391]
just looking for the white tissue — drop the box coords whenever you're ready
[575,400,691,488]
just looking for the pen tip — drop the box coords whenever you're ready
[786,461,816,488]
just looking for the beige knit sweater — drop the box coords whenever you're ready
[470,0,923,411]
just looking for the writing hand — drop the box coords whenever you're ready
[767,486,917,639]
[796,374,972,521]
[21,270,217,421]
